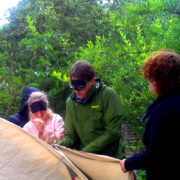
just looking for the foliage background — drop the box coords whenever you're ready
[0,0,180,178]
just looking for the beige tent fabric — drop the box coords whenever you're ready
[0,117,134,180]
[0,118,87,180]
[57,146,134,180]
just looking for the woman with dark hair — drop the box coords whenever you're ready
[120,50,180,180]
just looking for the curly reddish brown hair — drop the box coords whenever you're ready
[141,50,180,96]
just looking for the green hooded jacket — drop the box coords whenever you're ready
[58,79,124,158]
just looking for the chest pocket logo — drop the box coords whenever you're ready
[91,105,100,109]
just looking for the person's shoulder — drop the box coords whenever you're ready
[66,96,71,102]
[53,114,63,121]
[163,93,180,105]
[52,114,64,127]
[66,92,75,103]
[167,94,180,108]
[23,121,32,129]
[101,85,118,96]
[156,93,180,113]
[7,113,21,124]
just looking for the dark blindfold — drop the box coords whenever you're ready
[70,80,87,90]
[30,101,47,113]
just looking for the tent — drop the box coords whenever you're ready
[0,117,135,180]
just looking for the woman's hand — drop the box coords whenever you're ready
[120,159,128,172]
[32,118,44,133]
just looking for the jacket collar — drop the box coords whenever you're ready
[71,79,103,104]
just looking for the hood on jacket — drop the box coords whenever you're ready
[19,87,41,114]
[7,87,41,127]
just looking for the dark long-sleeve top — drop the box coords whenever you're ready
[125,93,180,180]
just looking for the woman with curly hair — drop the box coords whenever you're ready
[120,50,180,180]
[23,91,64,145]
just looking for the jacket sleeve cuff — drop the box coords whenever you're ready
[125,156,135,171]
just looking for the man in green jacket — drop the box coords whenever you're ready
[58,60,124,158]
